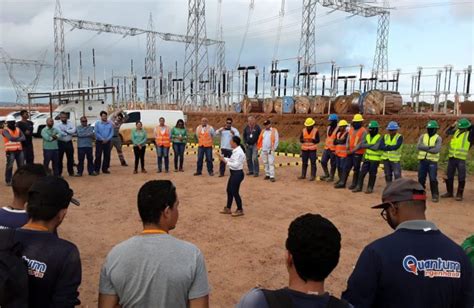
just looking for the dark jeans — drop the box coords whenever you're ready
[447,158,466,182]
[418,159,438,188]
[5,151,24,184]
[77,147,94,175]
[245,144,259,175]
[219,149,233,176]
[344,153,363,184]
[156,146,170,172]
[301,150,317,176]
[43,149,59,176]
[360,160,380,178]
[58,140,74,176]
[383,160,402,183]
[134,146,146,171]
[22,143,34,164]
[227,169,244,210]
[95,141,111,173]
[321,149,336,176]
[173,143,186,170]
[335,156,346,180]
[196,146,213,174]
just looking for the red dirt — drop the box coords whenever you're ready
[0,139,472,307]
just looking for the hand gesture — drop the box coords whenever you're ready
[230,129,235,136]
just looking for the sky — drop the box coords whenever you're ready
[0,0,473,104]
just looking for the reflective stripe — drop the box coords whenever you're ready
[197,125,213,147]
[155,126,171,147]
[257,128,277,150]
[381,133,402,162]
[364,134,382,161]
[448,130,470,160]
[301,128,318,151]
[335,131,348,158]
[348,127,366,155]
[3,128,23,152]
[418,134,440,162]
[324,127,337,151]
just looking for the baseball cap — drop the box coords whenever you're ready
[28,176,80,209]
[263,119,271,125]
[372,178,426,209]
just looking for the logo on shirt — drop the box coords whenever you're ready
[22,256,47,278]
[402,255,461,278]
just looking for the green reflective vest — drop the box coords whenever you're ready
[448,130,470,160]
[364,134,382,161]
[418,133,440,162]
[381,133,402,162]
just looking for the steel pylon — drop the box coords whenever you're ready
[372,0,390,88]
[53,0,67,90]
[145,13,158,103]
[298,0,317,95]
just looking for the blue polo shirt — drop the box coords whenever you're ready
[342,220,473,308]
[0,206,28,229]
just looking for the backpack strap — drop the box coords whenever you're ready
[261,288,293,308]
[327,295,351,308]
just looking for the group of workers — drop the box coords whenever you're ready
[299,113,473,201]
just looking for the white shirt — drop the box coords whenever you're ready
[261,128,279,151]
[224,146,246,170]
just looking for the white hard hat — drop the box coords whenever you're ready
[6,115,16,122]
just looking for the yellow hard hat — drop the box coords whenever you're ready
[304,118,315,127]
[352,114,364,122]
[338,119,349,127]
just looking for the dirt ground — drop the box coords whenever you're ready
[0,139,473,307]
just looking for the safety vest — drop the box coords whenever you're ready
[348,127,366,155]
[334,131,348,158]
[364,134,382,161]
[155,125,171,148]
[448,130,470,160]
[257,128,277,150]
[381,133,402,162]
[301,128,318,151]
[324,127,337,151]
[3,128,23,152]
[197,125,213,148]
[417,133,440,162]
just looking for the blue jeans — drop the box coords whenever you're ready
[196,146,213,174]
[245,144,259,175]
[335,156,346,181]
[156,146,170,171]
[43,149,59,176]
[418,159,438,188]
[344,153,363,186]
[77,147,94,175]
[447,158,466,182]
[383,160,402,183]
[173,143,186,170]
[94,141,111,173]
[5,151,24,184]
[321,149,336,177]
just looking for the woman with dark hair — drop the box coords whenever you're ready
[171,119,188,172]
[217,135,246,217]
[131,121,147,174]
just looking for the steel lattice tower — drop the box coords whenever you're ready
[183,0,209,107]
[298,0,317,95]
[372,0,390,88]
[146,13,157,103]
[53,0,67,89]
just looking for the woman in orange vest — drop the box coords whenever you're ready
[299,118,320,181]
[154,117,172,173]
[333,120,349,188]
[320,114,339,182]
[2,116,25,185]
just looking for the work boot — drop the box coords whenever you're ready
[365,175,377,194]
[320,165,330,181]
[309,165,316,181]
[119,154,127,166]
[455,181,465,201]
[298,166,307,180]
[430,181,439,203]
[441,179,454,198]
[352,174,365,193]
[385,175,392,186]
[348,174,358,190]
[326,169,336,182]
[335,172,347,188]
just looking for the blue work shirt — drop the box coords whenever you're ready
[77,125,94,148]
[54,121,76,142]
[94,120,114,142]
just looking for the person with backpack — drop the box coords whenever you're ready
[237,213,350,308]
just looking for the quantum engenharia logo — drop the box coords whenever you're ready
[402,255,461,278]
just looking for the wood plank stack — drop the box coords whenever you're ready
[363,90,403,115]
[294,96,311,114]
[241,97,264,113]
[311,96,330,114]
[263,98,274,113]
[333,92,360,114]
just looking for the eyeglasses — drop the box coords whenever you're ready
[380,202,398,221]
[226,122,232,125]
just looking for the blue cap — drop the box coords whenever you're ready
[387,121,399,130]
[328,114,338,121]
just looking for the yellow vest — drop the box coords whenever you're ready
[418,134,440,162]
[364,134,382,161]
[448,130,470,160]
[381,133,402,162]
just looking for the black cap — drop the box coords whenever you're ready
[263,119,271,126]
[28,176,80,209]
[372,178,426,209]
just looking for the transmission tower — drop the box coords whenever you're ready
[53,0,67,90]
[298,0,317,95]
[372,0,390,88]
[214,0,226,110]
[145,13,158,103]
[0,48,51,103]
[183,0,210,107]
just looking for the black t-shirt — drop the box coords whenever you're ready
[14,229,82,308]
[16,120,34,146]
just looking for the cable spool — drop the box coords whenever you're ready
[311,96,330,114]
[362,90,403,115]
[274,96,295,114]
[241,97,264,113]
[333,92,360,114]
[294,96,311,114]
[234,102,242,113]
[263,98,275,113]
